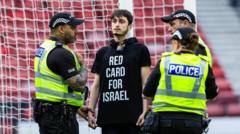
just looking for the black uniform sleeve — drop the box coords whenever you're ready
[91,47,104,74]
[140,45,151,66]
[143,60,161,98]
[47,47,79,80]
[196,43,207,56]
[205,65,218,99]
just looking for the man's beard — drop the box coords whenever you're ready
[63,34,76,44]
[113,29,128,37]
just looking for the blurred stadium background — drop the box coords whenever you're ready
[0,0,240,134]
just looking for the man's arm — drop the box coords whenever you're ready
[205,65,219,100]
[141,66,151,88]
[47,48,88,92]
[66,66,88,92]
[136,95,153,126]
[88,74,100,110]
[136,66,150,126]
[87,74,100,129]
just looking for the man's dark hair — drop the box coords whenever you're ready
[111,9,133,25]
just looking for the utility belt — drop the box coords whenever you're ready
[32,98,78,123]
[141,112,210,133]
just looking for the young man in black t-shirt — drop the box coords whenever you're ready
[88,9,151,134]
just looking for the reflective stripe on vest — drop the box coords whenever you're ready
[161,56,207,100]
[36,87,83,100]
[152,102,205,113]
[35,72,67,84]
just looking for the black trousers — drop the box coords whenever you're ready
[153,112,203,134]
[35,101,79,134]
[102,123,140,134]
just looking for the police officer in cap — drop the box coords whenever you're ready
[138,27,218,134]
[34,12,89,134]
[161,9,213,66]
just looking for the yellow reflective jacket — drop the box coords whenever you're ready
[199,37,212,67]
[153,52,209,116]
[34,39,84,107]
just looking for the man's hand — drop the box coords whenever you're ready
[77,106,92,121]
[75,52,84,66]
[136,112,145,126]
[88,110,97,129]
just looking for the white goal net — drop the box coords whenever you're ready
[0,0,189,133]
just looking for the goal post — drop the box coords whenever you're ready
[0,0,195,134]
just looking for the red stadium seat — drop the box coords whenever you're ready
[134,9,143,17]
[35,11,50,20]
[145,18,154,27]
[154,0,164,5]
[2,67,34,79]
[15,10,25,19]
[213,66,225,78]
[154,8,164,16]
[216,78,232,91]
[5,9,14,18]
[216,91,238,104]
[95,21,105,29]
[84,21,94,29]
[0,46,8,54]
[63,2,72,7]
[226,103,240,116]
[207,103,225,117]
[25,10,34,19]
[21,107,32,119]
[144,0,154,6]
[156,27,164,35]
[24,0,34,9]
[144,9,153,16]
[135,19,144,27]
[1,56,32,67]
[2,0,14,7]
[35,21,49,30]
[72,1,83,8]
[213,57,221,68]
[165,0,184,4]
[133,0,143,7]
[146,28,155,36]
[135,29,144,37]
[83,11,94,18]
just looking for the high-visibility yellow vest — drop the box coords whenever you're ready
[34,39,84,107]
[153,52,209,116]
[199,37,212,66]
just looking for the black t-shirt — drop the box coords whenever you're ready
[143,51,218,99]
[47,37,79,80]
[91,37,151,126]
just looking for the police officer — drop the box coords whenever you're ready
[161,9,213,66]
[87,9,151,134]
[34,12,89,134]
[139,27,218,134]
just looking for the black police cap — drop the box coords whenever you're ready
[161,9,196,24]
[49,12,84,28]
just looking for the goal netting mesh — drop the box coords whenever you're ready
[0,0,184,133]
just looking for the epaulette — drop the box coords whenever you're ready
[161,52,173,57]
[199,54,209,62]
[48,36,64,47]
[55,40,64,47]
